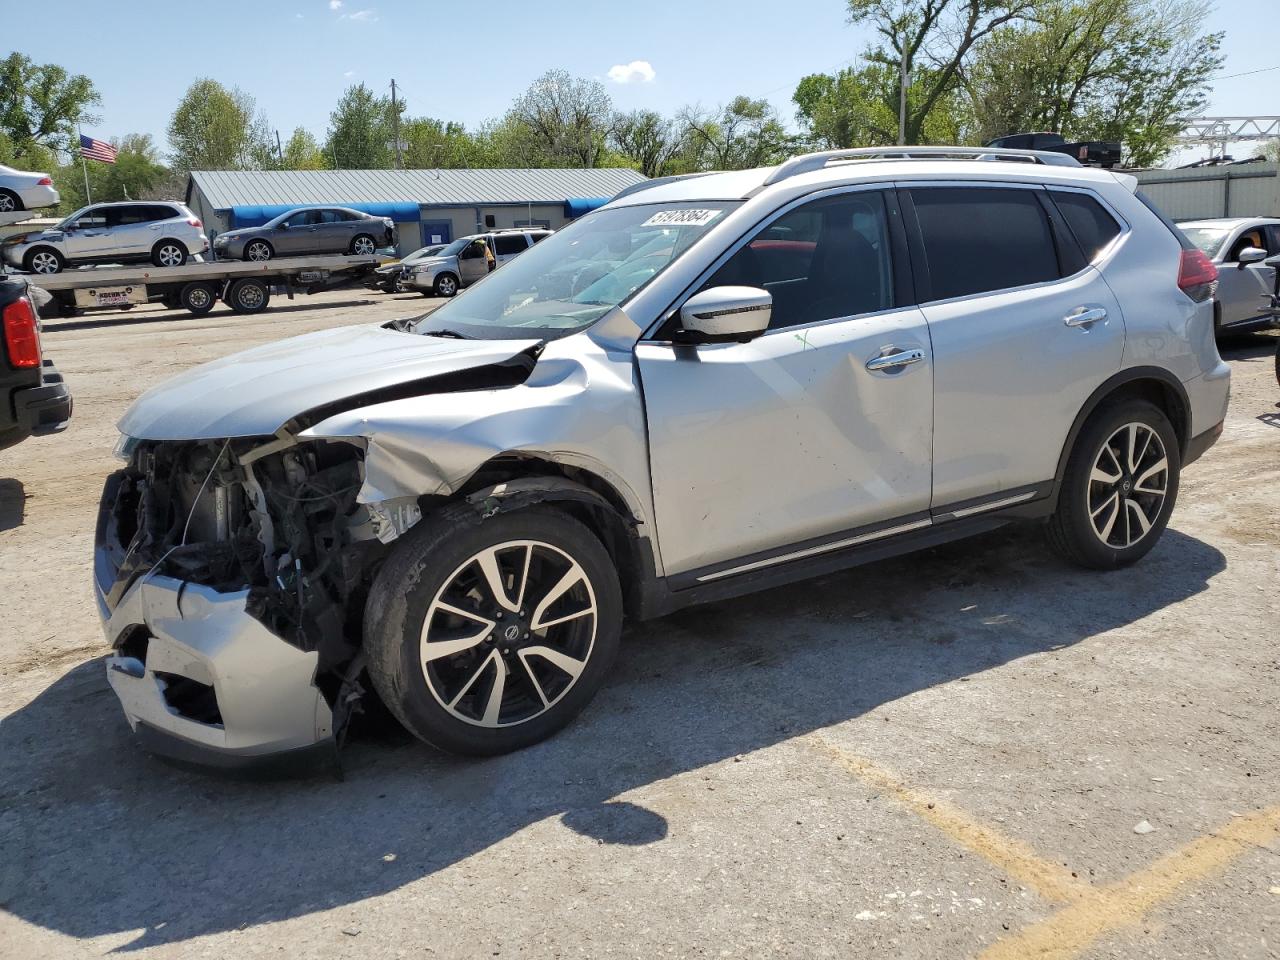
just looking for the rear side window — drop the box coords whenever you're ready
[1050,191,1122,262]
[108,205,151,226]
[494,235,529,256]
[909,187,1059,300]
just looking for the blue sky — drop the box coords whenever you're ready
[14,0,1280,165]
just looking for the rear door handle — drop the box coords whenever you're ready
[1064,307,1108,327]
[866,348,926,371]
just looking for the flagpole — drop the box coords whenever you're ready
[77,125,92,205]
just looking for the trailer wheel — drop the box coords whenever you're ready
[180,281,217,316]
[226,278,270,314]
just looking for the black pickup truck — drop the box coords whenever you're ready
[1,275,72,452]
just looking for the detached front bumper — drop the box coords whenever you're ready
[98,572,336,769]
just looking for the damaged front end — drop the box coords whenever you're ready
[95,432,403,768]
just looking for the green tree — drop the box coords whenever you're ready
[281,127,327,170]
[794,61,971,148]
[966,0,1223,166]
[844,0,1036,144]
[679,97,792,170]
[0,53,101,159]
[609,110,687,177]
[507,70,613,167]
[325,84,399,168]
[401,117,480,169]
[167,79,264,170]
[1257,140,1280,163]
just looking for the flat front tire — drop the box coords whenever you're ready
[364,506,623,756]
[1047,399,1180,569]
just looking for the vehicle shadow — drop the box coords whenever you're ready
[0,478,25,532]
[1216,331,1278,362]
[41,298,382,333]
[0,525,1225,949]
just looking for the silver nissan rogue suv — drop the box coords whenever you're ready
[95,146,1229,769]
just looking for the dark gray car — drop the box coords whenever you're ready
[212,206,395,262]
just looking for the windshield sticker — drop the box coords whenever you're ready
[641,209,722,227]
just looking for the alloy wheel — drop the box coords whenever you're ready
[1087,422,1168,549]
[246,241,271,261]
[30,251,60,274]
[420,540,597,728]
[352,236,376,255]
[0,194,15,212]
[438,276,457,296]
[157,244,183,266]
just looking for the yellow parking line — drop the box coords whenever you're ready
[978,805,1280,960]
[803,735,1089,905]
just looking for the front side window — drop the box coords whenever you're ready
[911,187,1059,301]
[415,202,737,340]
[1051,191,1123,263]
[65,207,107,230]
[701,191,894,329]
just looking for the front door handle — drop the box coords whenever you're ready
[866,348,926,371]
[1064,307,1108,327]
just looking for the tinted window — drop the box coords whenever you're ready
[107,205,151,226]
[147,204,179,221]
[704,191,894,329]
[911,187,1059,300]
[494,234,529,256]
[71,209,108,230]
[283,211,313,228]
[1051,191,1122,263]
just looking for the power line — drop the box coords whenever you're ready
[1212,63,1280,81]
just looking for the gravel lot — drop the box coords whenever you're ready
[1,288,1277,959]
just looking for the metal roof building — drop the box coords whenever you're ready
[185,168,647,253]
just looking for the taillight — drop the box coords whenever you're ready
[1177,248,1218,302]
[36,176,53,186]
[2,297,41,368]
[188,218,202,228]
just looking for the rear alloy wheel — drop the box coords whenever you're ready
[24,247,63,274]
[0,190,21,213]
[226,277,270,314]
[350,234,377,256]
[244,240,273,262]
[151,240,187,268]
[434,273,459,297]
[365,508,622,755]
[1047,399,1180,569]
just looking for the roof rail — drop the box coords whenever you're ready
[609,171,720,203]
[763,146,1081,185]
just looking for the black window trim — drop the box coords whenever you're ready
[899,180,1100,306]
[1045,185,1130,270]
[646,182,916,342]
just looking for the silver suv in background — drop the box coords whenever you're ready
[96,146,1229,770]
[406,228,553,296]
[1,201,207,274]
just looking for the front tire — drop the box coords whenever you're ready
[244,239,273,262]
[350,234,377,256]
[23,247,63,274]
[433,273,459,297]
[151,239,187,268]
[364,507,623,756]
[1047,399,1180,569]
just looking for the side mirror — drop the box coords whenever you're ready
[1237,246,1267,268]
[277,222,289,230]
[677,286,772,344]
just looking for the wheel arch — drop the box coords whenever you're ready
[1050,367,1191,508]
[449,458,656,619]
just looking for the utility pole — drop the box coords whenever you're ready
[390,78,403,170]
[274,129,283,166]
[898,51,909,146]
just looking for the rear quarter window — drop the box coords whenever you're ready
[1050,191,1123,262]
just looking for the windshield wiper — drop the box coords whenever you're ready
[421,328,472,339]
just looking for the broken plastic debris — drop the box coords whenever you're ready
[1133,820,1156,834]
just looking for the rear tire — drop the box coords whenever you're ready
[364,506,623,756]
[1047,399,1180,569]
[0,189,22,213]
[151,239,187,268]
[180,281,217,316]
[23,247,63,274]
[225,278,270,314]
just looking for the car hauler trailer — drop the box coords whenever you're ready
[17,254,383,318]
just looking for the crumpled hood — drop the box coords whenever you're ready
[118,323,541,440]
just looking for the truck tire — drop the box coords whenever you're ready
[226,278,270,314]
[180,281,217,316]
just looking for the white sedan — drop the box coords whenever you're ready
[0,164,60,214]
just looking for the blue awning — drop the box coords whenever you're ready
[563,197,611,218]
[227,202,421,228]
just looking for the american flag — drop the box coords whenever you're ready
[79,134,117,164]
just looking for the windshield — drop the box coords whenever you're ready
[416,202,738,339]
[406,244,444,261]
[1180,226,1230,258]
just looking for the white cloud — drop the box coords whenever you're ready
[607,60,656,84]
[342,8,377,19]
[328,0,342,9]
[343,70,356,78]
[295,12,304,17]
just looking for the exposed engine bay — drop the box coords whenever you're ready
[98,435,401,709]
